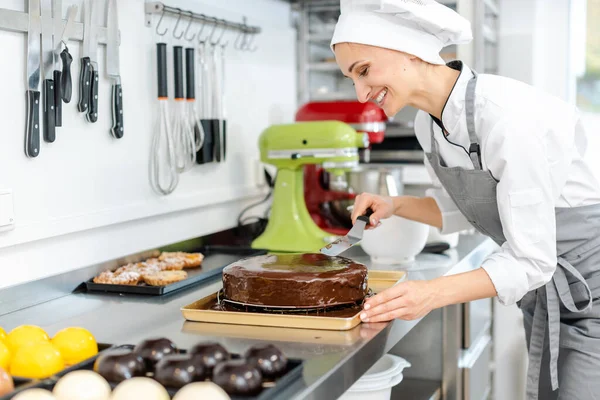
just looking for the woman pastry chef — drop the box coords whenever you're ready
[332,0,600,399]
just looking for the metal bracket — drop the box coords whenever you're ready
[0,7,119,45]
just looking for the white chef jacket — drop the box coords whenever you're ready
[414,62,600,306]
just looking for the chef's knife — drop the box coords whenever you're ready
[56,5,77,103]
[41,0,56,143]
[106,0,123,138]
[320,209,373,256]
[85,0,101,123]
[52,0,62,127]
[77,0,92,113]
[25,0,42,157]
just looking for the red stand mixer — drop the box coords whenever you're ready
[295,101,387,236]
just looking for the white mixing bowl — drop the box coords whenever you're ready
[361,215,429,264]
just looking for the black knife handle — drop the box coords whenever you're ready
[25,90,41,158]
[111,84,124,139]
[60,48,73,103]
[78,57,92,112]
[54,70,62,127]
[222,119,226,161]
[43,79,56,143]
[212,119,221,162]
[157,43,168,99]
[86,69,99,123]
[185,48,195,100]
[173,46,184,100]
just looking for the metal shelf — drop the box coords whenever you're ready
[310,90,355,101]
[392,378,442,400]
[308,62,339,72]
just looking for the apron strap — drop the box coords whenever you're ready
[525,257,593,398]
[465,70,482,170]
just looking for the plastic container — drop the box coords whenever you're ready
[338,354,411,400]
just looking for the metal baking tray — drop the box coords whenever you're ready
[2,343,303,400]
[181,270,407,331]
[85,246,267,296]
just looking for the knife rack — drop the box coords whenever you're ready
[144,1,261,36]
[0,7,118,45]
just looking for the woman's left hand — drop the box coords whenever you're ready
[360,280,439,322]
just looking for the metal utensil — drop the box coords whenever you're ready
[172,45,196,172]
[77,0,91,112]
[149,42,178,195]
[25,0,42,158]
[41,0,56,142]
[106,0,123,138]
[52,0,62,127]
[86,0,101,123]
[320,209,373,256]
[55,5,76,105]
[185,47,204,152]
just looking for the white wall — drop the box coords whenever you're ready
[0,0,296,289]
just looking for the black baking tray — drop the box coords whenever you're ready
[0,343,115,400]
[2,343,303,400]
[84,245,267,296]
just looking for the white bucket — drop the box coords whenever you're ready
[338,355,411,400]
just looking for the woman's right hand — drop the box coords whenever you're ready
[350,193,395,229]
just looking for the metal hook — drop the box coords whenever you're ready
[183,11,196,41]
[195,14,208,44]
[155,9,169,36]
[234,29,246,50]
[242,32,258,52]
[210,19,227,46]
[199,16,218,44]
[172,8,185,39]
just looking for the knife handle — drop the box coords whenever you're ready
[86,69,99,123]
[60,48,73,103]
[43,79,56,143]
[78,57,91,112]
[25,90,41,158]
[110,84,124,139]
[54,70,62,127]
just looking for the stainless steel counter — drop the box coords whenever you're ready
[0,234,497,400]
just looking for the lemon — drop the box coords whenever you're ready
[0,327,6,343]
[10,342,64,379]
[6,325,49,353]
[0,341,10,370]
[52,327,98,366]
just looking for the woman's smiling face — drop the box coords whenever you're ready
[334,42,418,117]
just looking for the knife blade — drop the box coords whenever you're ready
[106,0,123,138]
[320,209,373,256]
[56,5,77,103]
[41,0,56,143]
[85,0,101,123]
[77,0,92,113]
[25,0,42,158]
[52,0,62,127]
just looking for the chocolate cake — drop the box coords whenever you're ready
[222,253,368,308]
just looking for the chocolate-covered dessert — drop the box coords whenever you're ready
[133,338,178,369]
[154,355,203,388]
[93,349,146,382]
[244,344,287,379]
[222,253,368,307]
[189,342,229,376]
[212,359,262,396]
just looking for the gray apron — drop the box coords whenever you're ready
[425,69,600,399]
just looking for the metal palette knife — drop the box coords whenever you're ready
[320,209,373,257]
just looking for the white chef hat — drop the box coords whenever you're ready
[330,0,473,65]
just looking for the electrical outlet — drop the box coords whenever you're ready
[0,189,15,232]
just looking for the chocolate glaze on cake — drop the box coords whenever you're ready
[222,253,368,308]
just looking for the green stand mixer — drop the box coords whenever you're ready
[251,121,368,253]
